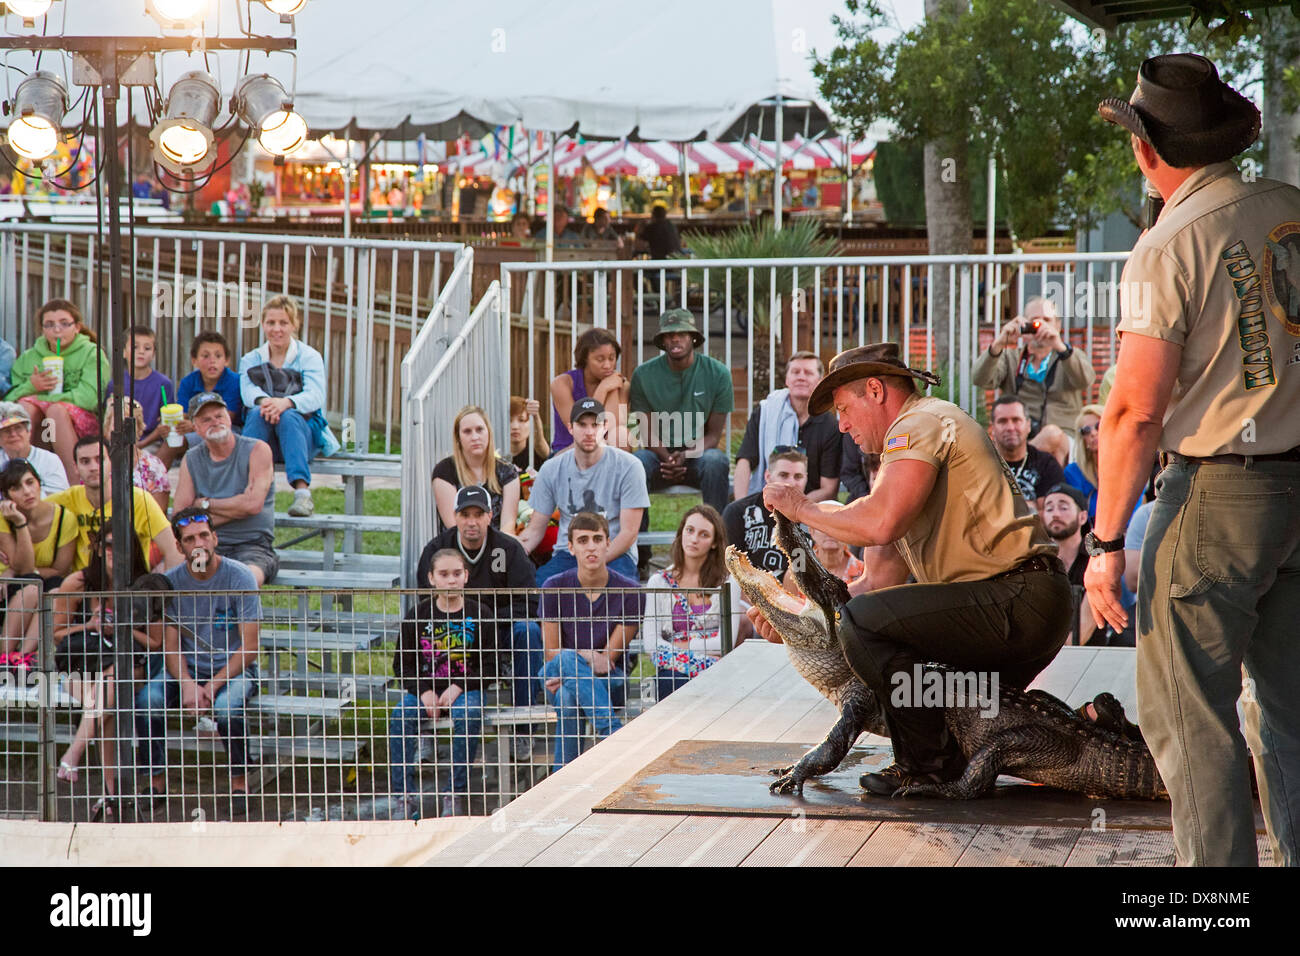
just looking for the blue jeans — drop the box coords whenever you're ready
[656,667,693,703]
[243,405,320,486]
[533,548,638,587]
[134,667,259,776]
[387,690,483,796]
[510,622,544,707]
[633,446,730,514]
[539,649,625,771]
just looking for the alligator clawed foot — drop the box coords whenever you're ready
[893,783,940,799]
[769,772,806,796]
[769,764,795,778]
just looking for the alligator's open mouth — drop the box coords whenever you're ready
[725,545,812,616]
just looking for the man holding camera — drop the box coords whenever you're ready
[972,296,1095,466]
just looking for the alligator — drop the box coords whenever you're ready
[724,511,1166,801]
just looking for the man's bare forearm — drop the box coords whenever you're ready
[1093,411,1160,541]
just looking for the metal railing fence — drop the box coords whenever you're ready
[503,251,1133,443]
[0,583,735,823]
[0,222,463,454]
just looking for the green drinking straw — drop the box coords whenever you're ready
[161,385,168,405]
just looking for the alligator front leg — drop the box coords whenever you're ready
[770,683,875,795]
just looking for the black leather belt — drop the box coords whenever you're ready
[992,554,1066,579]
[1161,447,1300,468]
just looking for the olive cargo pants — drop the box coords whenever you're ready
[1137,458,1300,866]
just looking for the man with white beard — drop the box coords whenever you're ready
[173,392,278,584]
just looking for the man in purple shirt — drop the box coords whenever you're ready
[538,511,644,770]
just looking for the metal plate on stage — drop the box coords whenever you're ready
[593,740,1202,831]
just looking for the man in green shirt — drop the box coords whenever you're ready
[629,309,734,513]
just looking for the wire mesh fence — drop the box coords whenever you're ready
[1,582,737,823]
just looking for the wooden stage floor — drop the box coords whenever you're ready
[426,642,1270,867]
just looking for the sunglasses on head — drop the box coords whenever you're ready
[771,444,806,455]
[1079,424,1098,436]
[175,513,211,528]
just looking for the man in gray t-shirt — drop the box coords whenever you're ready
[519,398,650,584]
[174,391,279,585]
[135,506,263,799]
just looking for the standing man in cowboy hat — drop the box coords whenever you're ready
[629,309,734,514]
[747,342,1073,795]
[1086,53,1300,867]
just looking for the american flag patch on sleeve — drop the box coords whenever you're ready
[885,434,910,452]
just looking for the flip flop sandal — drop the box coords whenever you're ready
[90,797,116,822]
[57,761,78,783]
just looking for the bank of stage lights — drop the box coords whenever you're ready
[3,1,309,172]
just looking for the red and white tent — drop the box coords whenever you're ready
[555,139,758,177]
[744,136,875,170]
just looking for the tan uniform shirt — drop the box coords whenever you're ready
[1116,162,1300,456]
[880,393,1055,584]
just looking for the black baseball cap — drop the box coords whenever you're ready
[188,391,228,417]
[570,397,606,423]
[1044,483,1089,513]
[455,485,492,513]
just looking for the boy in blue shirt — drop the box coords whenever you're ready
[160,331,244,468]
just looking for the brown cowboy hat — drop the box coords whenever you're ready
[808,343,941,415]
[1097,53,1260,167]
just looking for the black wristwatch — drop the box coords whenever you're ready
[1083,531,1125,557]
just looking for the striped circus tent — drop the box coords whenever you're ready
[556,139,756,177]
[744,136,875,170]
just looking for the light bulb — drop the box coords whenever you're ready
[7,114,58,161]
[258,109,308,155]
[6,0,54,18]
[264,0,307,14]
[159,122,210,166]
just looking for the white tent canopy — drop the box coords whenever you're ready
[12,0,839,141]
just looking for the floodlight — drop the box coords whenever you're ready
[234,73,307,156]
[5,71,68,162]
[262,0,307,14]
[145,0,208,30]
[150,71,220,174]
[6,0,55,20]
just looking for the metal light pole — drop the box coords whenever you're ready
[1,30,294,818]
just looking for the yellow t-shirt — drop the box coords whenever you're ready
[44,485,171,571]
[0,503,78,574]
[880,394,1055,584]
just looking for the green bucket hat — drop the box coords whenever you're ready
[654,308,705,350]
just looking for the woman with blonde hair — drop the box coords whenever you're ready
[432,405,520,532]
[641,504,748,701]
[238,295,339,517]
[1063,403,1103,523]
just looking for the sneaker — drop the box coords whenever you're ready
[510,735,534,763]
[288,488,315,517]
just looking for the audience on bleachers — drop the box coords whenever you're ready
[433,405,521,533]
[106,325,174,450]
[723,447,808,580]
[537,511,643,771]
[0,459,77,669]
[239,295,339,519]
[47,436,181,573]
[0,401,68,495]
[102,398,171,512]
[1063,404,1103,524]
[136,507,264,811]
[550,328,631,453]
[641,505,745,701]
[50,527,156,820]
[732,350,841,503]
[160,330,244,468]
[972,296,1094,468]
[390,547,499,818]
[7,299,112,478]
[508,395,550,473]
[173,391,278,585]
[630,309,733,514]
[519,398,649,584]
[415,485,542,727]
[988,394,1065,515]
